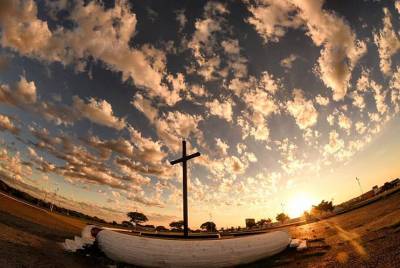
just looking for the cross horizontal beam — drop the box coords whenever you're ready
[170,152,201,165]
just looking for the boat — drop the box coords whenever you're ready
[86,225,291,267]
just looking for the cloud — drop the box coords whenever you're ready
[187,2,249,81]
[83,126,168,176]
[355,121,366,135]
[390,66,400,112]
[131,94,159,124]
[238,74,280,141]
[154,111,204,152]
[354,70,388,114]
[0,77,77,126]
[237,112,270,141]
[373,8,400,75]
[0,76,37,106]
[294,0,366,101]
[115,156,174,180]
[276,138,305,175]
[286,89,318,129]
[27,127,154,191]
[0,0,52,56]
[0,0,183,105]
[280,54,297,69]
[205,98,233,122]
[0,150,32,182]
[244,88,277,117]
[338,113,352,132]
[72,96,126,130]
[247,0,366,100]
[315,94,329,106]
[221,39,240,54]
[0,114,19,134]
[215,138,229,156]
[188,2,228,81]
[176,9,187,31]
[326,114,335,126]
[370,81,388,115]
[324,130,344,155]
[228,77,254,96]
[190,84,207,97]
[27,146,56,173]
[246,1,302,43]
[396,1,400,14]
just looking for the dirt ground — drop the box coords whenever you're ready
[1,191,400,268]
[248,190,400,268]
[0,193,106,268]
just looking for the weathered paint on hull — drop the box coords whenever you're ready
[96,229,290,267]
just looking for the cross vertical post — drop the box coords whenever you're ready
[182,140,188,237]
[170,140,201,238]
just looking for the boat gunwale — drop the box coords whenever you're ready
[106,229,290,241]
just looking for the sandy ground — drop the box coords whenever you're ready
[0,193,106,268]
[247,190,400,268]
[0,191,400,267]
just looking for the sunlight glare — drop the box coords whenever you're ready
[286,193,313,218]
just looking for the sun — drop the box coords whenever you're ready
[286,193,314,218]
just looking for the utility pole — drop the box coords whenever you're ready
[356,177,363,195]
[170,140,201,238]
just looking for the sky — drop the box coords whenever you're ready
[0,0,400,229]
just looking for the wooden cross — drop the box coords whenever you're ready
[170,140,201,238]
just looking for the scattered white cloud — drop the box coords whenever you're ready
[72,96,126,130]
[215,138,230,156]
[246,0,367,100]
[355,121,366,135]
[374,8,400,75]
[246,1,302,43]
[280,54,297,69]
[0,114,19,134]
[315,95,329,106]
[338,113,352,132]
[205,99,233,122]
[286,89,318,130]
[324,130,344,155]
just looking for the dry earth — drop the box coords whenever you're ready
[0,193,107,268]
[1,190,400,267]
[247,190,400,268]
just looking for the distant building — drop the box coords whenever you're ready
[390,178,400,186]
[360,189,374,200]
[372,185,379,194]
[245,218,256,228]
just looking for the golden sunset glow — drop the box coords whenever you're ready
[0,0,399,230]
[286,193,314,218]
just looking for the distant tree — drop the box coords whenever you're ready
[156,225,168,232]
[112,221,117,225]
[311,200,334,214]
[169,220,184,230]
[122,220,133,227]
[257,218,272,226]
[200,221,217,232]
[127,212,148,226]
[303,211,315,222]
[276,213,290,223]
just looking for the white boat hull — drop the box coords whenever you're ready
[95,229,290,267]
